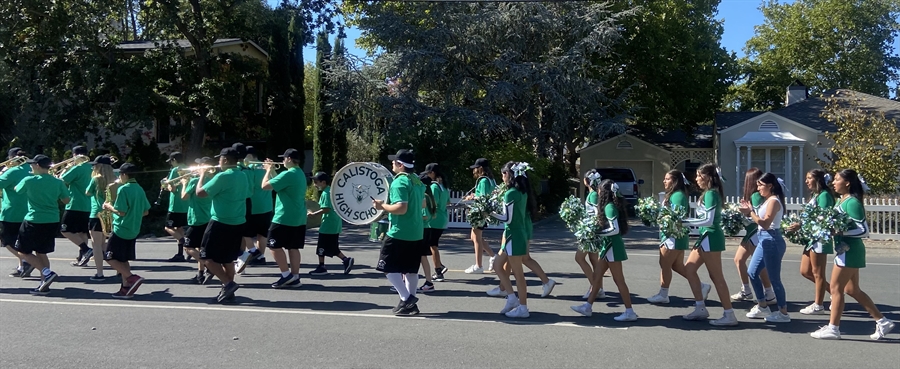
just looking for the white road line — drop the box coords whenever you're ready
[0,298,627,330]
[620,252,900,266]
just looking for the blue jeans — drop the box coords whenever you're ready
[748,229,787,309]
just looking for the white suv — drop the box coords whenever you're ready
[595,168,644,215]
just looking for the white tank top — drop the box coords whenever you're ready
[757,197,783,230]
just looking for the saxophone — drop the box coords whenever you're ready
[99,179,121,237]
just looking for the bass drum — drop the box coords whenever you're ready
[330,162,394,225]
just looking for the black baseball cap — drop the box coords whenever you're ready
[7,147,22,159]
[419,174,432,186]
[118,163,138,174]
[194,156,216,166]
[387,149,415,168]
[26,154,52,168]
[72,146,88,155]
[246,146,257,156]
[469,158,489,169]
[90,155,112,166]
[424,163,440,173]
[231,143,247,159]
[216,147,239,159]
[312,171,330,183]
[278,148,301,160]
[166,151,184,163]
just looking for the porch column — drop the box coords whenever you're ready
[787,146,793,198]
[798,145,804,197]
[735,145,741,196]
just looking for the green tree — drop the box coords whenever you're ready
[313,32,334,175]
[736,0,900,110]
[264,4,306,162]
[818,91,900,194]
[331,36,349,170]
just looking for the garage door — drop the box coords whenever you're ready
[594,160,654,198]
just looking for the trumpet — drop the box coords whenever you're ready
[49,155,90,177]
[0,156,26,174]
[162,165,220,187]
[246,160,282,169]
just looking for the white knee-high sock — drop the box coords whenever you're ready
[405,273,418,297]
[387,273,410,300]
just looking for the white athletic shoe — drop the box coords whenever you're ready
[701,283,711,301]
[505,305,529,318]
[811,325,841,340]
[647,294,670,304]
[765,311,791,323]
[571,303,592,317]
[487,287,509,297]
[464,265,483,274]
[683,307,709,321]
[235,251,252,274]
[871,319,896,341]
[500,297,520,314]
[582,288,592,300]
[614,310,638,322]
[596,288,607,299]
[746,305,770,319]
[541,279,557,298]
[730,291,754,302]
[487,256,496,272]
[710,312,739,326]
[799,303,826,315]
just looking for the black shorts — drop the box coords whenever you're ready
[267,224,306,250]
[14,221,58,255]
[376,236,421,274]
[244,212,273,238]
[1,221,22,248]
[88,217,103,233]
[200,220,243,264]
[316,233,341,257]
[104,233,136,262]
[60,210,89,234]
[183,224,208,249]
[166,212,188,228]
[423,228,444,248]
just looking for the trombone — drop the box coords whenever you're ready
[0,156,27,174]
[161,165,220,187]
[49,155,90,177]
[246,160,282,170]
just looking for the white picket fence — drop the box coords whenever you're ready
[670,194,899,240]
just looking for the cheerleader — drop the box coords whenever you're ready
[739,173,790,323]
[681,164,737,326]
[731,168,775,302]
[810,169,895,340]
[788,169,834,315]
[571,179,636,321]
[489,161,534,318]
[463,158,497,274]
[577,169,602,299]
[647,170,691,304]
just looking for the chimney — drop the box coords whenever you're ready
[786,80,808,106]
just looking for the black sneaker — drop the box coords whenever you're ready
[432,272,444,282]
[404,295,419,310]
[396,303,420,316]
[20,263,34,278]
[167,254,186,262]
[249,255,266,266]
[90,274,106,281]
[309,266,328,275]
[186,254,194,262]
[8,268,24,278]
[29,288,49,296]
[343,257,355,275]
[75,248,93,267]
[191,273,204,284]
[38,272,59,292]
[218,281,239,302]
[438,265,448,275]
[202,270,214,285]
[271,275,296,288]
[285,277,302,288]
[392,299,406,314]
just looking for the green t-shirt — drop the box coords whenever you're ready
[429,183,450,229]
[247,165,274,214]
[239,165,254,199]
[202,167,250,226]
[185,177,213,226]
[700,190,723,232]
[111,179,151,239]
[0,165,31,222]
[318,186,342,234]
[85,177,108,219]
[61,162,92,212]
[474,176,496,198]
[386,173,425,241]
[16,174,69,224]
[268,167,307,227]
[167,166,189,213]
[501,188,529,243]
[815,191,835,209]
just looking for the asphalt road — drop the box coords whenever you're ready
[1,219,898,369]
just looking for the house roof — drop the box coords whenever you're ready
[629,125,715,150]
[734,131,806,146]
[117,38,269,58]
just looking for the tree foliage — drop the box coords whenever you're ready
[818,91,900,194]
[313,31,334,175]
[731,0,900,111]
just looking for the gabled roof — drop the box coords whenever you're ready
[630,125,715,150]
[117,38,269,58]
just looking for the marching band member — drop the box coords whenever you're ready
[60,146,94,266]
[101,163,150,298]
[236,146,273,271]
[14,155,70,295]
[1,148,32,277]
[647,170,691,304]
[421,163,449,282]
[181,157,217,284]
[85,155,115,280]
[790,169,834,315]
[463,158,496,274]
[261,149,308,287]
[309,171,354,275]
[417,174,437,292]
[164,152,190,262]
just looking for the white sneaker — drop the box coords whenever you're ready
[505,305,529,318]
[710,312,739,326]
[596,289,607,299]
[571,303,592,317]
[730,291,754,302]
[746,305,770,319]
[541,279,557,298]
[582,288,592,300]
[500,297,520,314]
[487,256,496,272]
[235,251,251,274]
[683,307,709,321]
[647,294,669,304]
[871,319,896,340]
[487,287,509,297]
[800,303,825,315]
[464,265,483,274]
[614,310,638,322]
[765,311,791,323]
[811,325,841,340]
[701,283,711,300]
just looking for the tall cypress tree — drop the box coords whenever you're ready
[313,31,333,175]
[332,36,348,170]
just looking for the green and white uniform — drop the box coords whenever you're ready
[741,192,763,246]
[491,188,528,256]
[807,191,836,254]
[660,190,690,250]
[684,190,725,252]
[585,191,599,216]
[834,196,868,268]
[597,203,627,261]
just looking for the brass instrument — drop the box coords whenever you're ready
[246,161,282,170]
[0,156,27,175]
[49,155,90,177]
[99,179,121,237]
[162,165,220,187]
